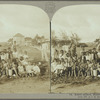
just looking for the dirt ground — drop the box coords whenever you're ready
[51,77,100,93]
[0,76,50,93]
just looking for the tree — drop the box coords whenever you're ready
[70,32,81,45]
[61,30,69,40]
[94,38,100,45]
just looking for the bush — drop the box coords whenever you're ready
[77,43,88,47]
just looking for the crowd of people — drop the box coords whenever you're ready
[0,46,41,78]
[51,42,100,79]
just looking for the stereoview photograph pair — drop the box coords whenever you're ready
[0,4,100,94]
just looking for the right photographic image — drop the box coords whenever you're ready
[51,5,100,93]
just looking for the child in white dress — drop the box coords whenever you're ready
[18,62,25,77]
[32,62,40,76]
[25,61,33,76]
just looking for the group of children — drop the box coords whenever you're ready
[0,47,40,78]
[51,45,100,79]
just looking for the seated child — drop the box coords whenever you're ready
[51,59,57,73]
[32,62,40,76]
[54,60,64,75]
[25,61,33,76]
[18,62,25,77]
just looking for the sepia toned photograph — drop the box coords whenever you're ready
[0,4,50,93]
[51,5,100,93]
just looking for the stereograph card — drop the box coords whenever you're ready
[0,0,99,99]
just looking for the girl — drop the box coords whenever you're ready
[32,62,40,76]
[25,61,33,77]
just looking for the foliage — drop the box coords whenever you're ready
[77,43,88,47]
[32,34,46,46]
[51,30,81,46]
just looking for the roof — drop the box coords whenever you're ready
[25,37,32,41]
[13,33,24,37]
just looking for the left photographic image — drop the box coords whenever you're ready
[0,4,50,93]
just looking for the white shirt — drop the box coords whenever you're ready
[13,52,18,58]
[1,54,5,60]
[18,66,24,73]
[59,54,65,60]
[51,62,57,72]
[86,55,90,60]
[54,64,64,73]
[23,55,28,60]
[26,65,33,73]
[62,45,69,52]
[32,65,40,74]
[55,64,64,70]
[41,43,48,50]
[98,52,100,58]
[21,60,28,66]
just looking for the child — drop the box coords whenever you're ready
[79,61,86,77]
[86,51,90,61]
[67,61,72,77]
[1,60,6,76]
[8,63,12,78]
[1,52,5,60]
[56,60,64,77]
[59,50,65,60]
[93,62,97,77]
[97,63,100,77]
[25,61,33,77]
[54,49,59,59]
[23,51,28,60]
[7,47,13,62]
[64,58,68,77]
[87,61,93,76]
[12,62,18,77]
[18,62,25,77]
[74,62,79,78]
[12,48,18,59]
[32,62,40,76]
[51,59,57,73]
[4,61,9,77]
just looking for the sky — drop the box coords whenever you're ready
[0,4,49,42]
[52,5,100,43]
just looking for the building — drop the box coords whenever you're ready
[13,33,25,46]
[25,37,32,46]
